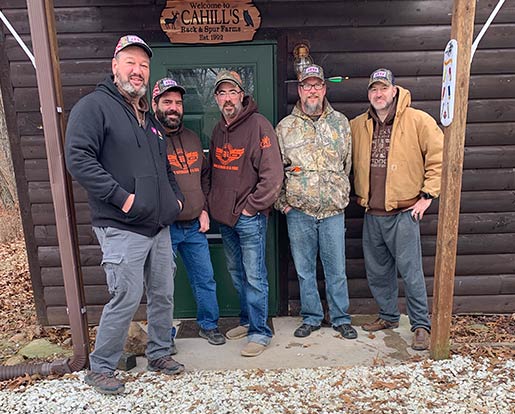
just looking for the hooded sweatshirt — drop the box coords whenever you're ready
[208,96,283,227]
[165,124,209,221]
[65,75,185,237]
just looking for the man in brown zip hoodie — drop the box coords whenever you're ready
[152,78,226,348]
[208,70,283,357]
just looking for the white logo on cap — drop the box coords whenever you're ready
[305,66,320,74]
[373,70,387,78]
[127,35,143,44]
[162,79,177,87]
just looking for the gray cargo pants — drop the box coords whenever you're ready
[90,226,175,373]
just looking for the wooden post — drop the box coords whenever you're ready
[27,0,90,365]
[430,0,476,360]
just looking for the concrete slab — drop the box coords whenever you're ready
[131,315,427,373]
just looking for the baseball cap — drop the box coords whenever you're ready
[114,35,152,58]
[298,64,325,83]
[214,70,244,92]
[368,68,395,88]
[152,78,186,101]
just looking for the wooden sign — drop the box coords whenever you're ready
[160,0,261,44]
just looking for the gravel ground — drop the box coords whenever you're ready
[0,355,513,414]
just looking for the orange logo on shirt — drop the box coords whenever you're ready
[214,143,244,171]
[168,150,200,174]
[260,135,272,149]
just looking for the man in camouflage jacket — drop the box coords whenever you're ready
[275,64,357,340]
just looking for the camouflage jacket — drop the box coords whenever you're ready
[275,99,352,219]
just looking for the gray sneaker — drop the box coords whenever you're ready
[199,327,226,345]
[147,354,185,375]
[84,371,125,395]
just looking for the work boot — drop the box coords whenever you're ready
[362,317,399,332]
[293,323,320,338]
[199,327,226,345]
[411,328,430,351]
[84,371,125,395]
[225,325,249,340]
[241,341,266,357]
[147,354,185,375]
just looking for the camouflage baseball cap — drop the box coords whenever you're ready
[368,68,395,88]
[298,64,325,83]
[214,70,244,92]
[114,35,152,58]
[152,78,186,101]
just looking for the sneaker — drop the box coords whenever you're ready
[147,355,185,375]
[84,371,125,395]
[226,325,249,340]
[199,327,226,345]
[411,328,430,351]
[293,323,321,338]
[240,341,266,357]
[362,318,399,332]
[333,324,358,339]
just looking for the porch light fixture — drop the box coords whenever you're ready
[293,42,313,78]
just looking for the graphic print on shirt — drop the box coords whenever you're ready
[370,127,391,169]
[168,149,200,174]
[214,143,245,171]
[260,135,272,149]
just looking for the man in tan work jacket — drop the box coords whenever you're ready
[350,68,443,351]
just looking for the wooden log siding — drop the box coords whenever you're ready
[0,0,514,325]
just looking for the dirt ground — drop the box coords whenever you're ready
[0,210,513,389]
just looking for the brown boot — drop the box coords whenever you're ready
[362,318,399,332]
[411,328,430,351]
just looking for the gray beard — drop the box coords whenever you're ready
[304,101,322,116]
[116,76,147,98]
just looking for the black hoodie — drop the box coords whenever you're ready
[65,76,184,237]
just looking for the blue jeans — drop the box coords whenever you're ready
[219,213,272,345]
[170,219,219,331]
[362,211,431,332]
[91,226,175,373]
[286,210,351,327]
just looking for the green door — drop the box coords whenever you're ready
[151,42,279,317]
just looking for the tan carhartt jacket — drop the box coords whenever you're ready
[350,86,443,211]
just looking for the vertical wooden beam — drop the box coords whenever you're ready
[431,0,476,360]
[26,0,90,363]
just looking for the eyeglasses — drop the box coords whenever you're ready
[300,83,325,91]
[216,90,242,98]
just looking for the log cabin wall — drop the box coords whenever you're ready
[0,0,514,325]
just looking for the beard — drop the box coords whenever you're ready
[156,108,183,130]
[302,95,323,115]
[219,100,242,120]
[115,70,147,98]
[371,97,395,113]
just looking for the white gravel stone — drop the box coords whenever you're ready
[0,355,513,413]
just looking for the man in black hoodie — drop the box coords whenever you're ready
[65,35,185,395]
[152,77,225,347]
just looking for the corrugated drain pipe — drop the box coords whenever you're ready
[0,0,90,380]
